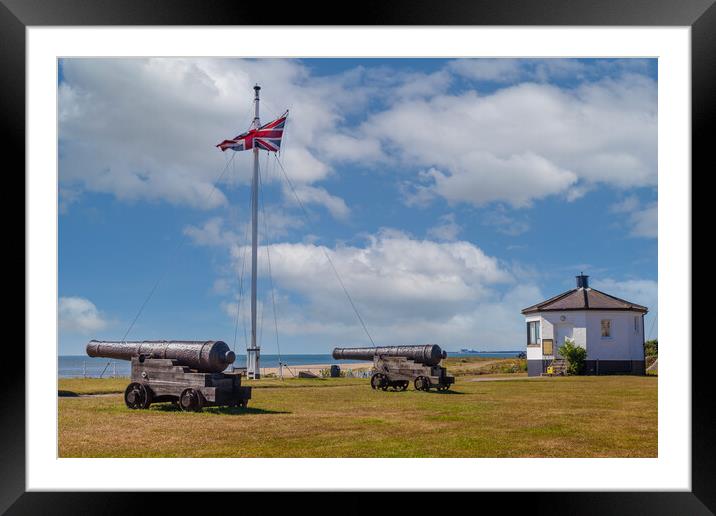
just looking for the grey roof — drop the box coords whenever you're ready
[521,287,648,314]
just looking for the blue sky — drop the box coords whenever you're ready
[58,58,658,355]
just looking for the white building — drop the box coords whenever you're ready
[522,275,648,376]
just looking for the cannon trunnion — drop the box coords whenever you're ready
[87,340,251,412]
[332,345,455,392]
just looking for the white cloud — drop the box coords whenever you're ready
[60,58,656,218]
[609,196,657,238]
[184,209,304,249]
[221,230,543,349]
[610,195,641,214]
[591,277,658,338]
[212,278,231,295]
[183,217,239,247]
[366,75,656,207]
[59,58,361,217]
[449,58,653,84]
[448,59,524,83]
[592,278,657,310]
[427,213,462,241]
[629,203,657,238]
[59,297,109,334]
[289,185,350,220]
[482,208,530,236]
[247,230,512,320]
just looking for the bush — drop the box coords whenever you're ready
[558,339,586,375]
[644,339,658,357]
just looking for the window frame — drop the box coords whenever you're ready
[527,320,541,346]
[600,318,612,339]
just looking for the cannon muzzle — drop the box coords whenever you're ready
[86,340,236,373]
[332,344,447,366]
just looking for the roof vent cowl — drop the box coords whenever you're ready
[576,274,589,289]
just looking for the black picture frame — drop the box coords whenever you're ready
[6,0,709,513]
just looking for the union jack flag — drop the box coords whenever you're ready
[217,111,288,153]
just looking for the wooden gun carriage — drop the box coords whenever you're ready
[87,340,251,412]
[332,344,455,391]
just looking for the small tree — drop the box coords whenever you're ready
[558,338,587,375]
[644,339,658,357]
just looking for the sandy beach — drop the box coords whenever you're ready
[257,362,370,378]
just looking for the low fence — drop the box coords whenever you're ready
[60,360,372,380]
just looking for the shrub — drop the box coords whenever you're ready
[644,339,658,357]
[558,339,586,375]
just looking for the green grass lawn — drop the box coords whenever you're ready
[58,374,657,458]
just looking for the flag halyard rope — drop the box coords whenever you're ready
[273,154,376,347]
[258,161,283,366]
[118,152,238,343]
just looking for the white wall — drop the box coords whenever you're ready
[525,315,543,360]
[525,310,644,361]
[585,311,645,360]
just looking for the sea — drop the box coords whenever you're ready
[58,351,522,378]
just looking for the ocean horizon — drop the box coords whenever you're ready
[58,351,522,378]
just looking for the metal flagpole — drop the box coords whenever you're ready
[248,84,261,379]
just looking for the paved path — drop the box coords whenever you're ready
[466,376,539,382]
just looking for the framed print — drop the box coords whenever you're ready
[7,0,712,513]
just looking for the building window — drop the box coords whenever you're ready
[601,319,612,338]
[527,321,540,346]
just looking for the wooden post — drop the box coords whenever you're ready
[83,361,86,379]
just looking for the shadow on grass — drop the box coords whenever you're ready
[429,389,466,395]
[377,389,466,395]
[58,390,79,397]
[150,403,290,415]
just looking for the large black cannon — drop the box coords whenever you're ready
[332,344,455,392]
[87,340,250,412]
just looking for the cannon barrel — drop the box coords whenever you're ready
[86,340,236,373]
[332,344,447,366]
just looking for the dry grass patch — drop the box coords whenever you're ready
[59,375,656,458]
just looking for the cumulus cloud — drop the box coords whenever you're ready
[59,297,109,334]
[59,58,363,217]
[219,229,544,348]
[367,75,656,208]
[231,229,510,319]
[288,185,350,220]
[60,58,657,222]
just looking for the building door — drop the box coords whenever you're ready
[554,324,574,358]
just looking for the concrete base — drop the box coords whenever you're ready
[585,360,645,375]
[527,359,645,376]
[527,360,550,377]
